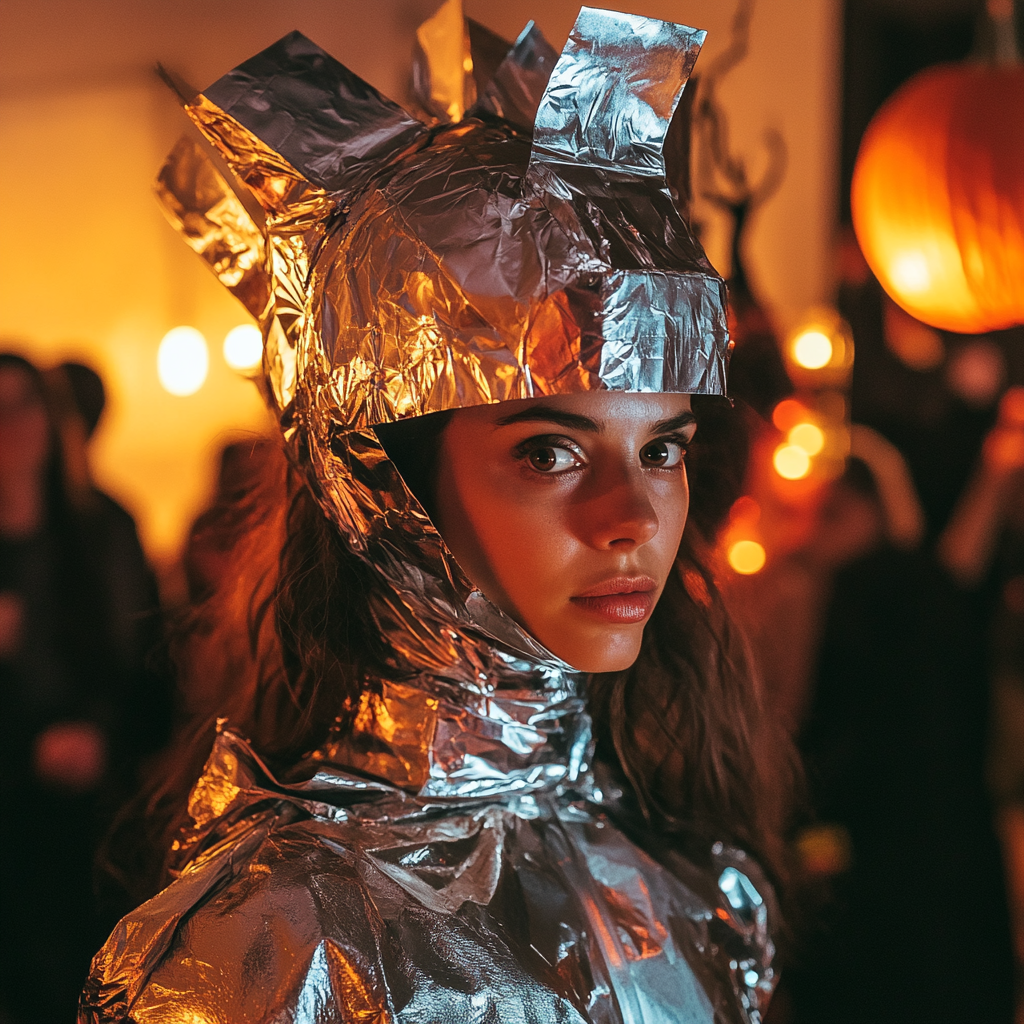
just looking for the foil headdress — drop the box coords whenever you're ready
[156,6,728,688]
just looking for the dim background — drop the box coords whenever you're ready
[0,0,841,568]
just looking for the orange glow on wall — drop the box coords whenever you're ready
[851,62,1024,334]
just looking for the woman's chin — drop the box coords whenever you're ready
[543,625,645,674]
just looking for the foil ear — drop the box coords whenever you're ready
[159,31,428,418]
[475,22,559,128]
[413,0,476,123]
[155,136,271,323]
[412,0,558,129]
[529,7,705,186]
[185,30,426,212]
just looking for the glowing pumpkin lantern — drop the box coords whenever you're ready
[851,59,1024,334]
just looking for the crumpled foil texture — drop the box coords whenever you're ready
[82,726,777,1024]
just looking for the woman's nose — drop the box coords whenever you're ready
[581,469,660,550]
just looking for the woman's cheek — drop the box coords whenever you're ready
[487,503,568,614]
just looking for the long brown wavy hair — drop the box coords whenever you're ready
[126,400,796,903]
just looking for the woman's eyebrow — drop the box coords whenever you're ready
[495,407,600,432]
[653,411,697,433]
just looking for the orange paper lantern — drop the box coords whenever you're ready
[851,62,1024,334]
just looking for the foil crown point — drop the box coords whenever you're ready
[529,6,706,186]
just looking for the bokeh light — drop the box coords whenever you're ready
[773,443,812,480]
[157,326,208,396]
[729,495,761,525]
[772,398,808,433]
[223,324,263,373]
[222,324,263,372]
[728,539,767,575]
[788,421,825,456]
[792,329,833,369]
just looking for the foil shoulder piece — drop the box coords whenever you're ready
[81,726,777,1024]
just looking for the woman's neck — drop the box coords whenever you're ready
[0,473,46,538]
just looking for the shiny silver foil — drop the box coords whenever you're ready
[83,721,776,1024]
[83,9,774,1023]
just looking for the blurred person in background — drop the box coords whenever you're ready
[782,430,1014,1024]
[184,437,276,610]
[166,436,275,741]
[0,352,170,1024]
[940,385,1024,1007]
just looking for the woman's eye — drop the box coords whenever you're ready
[640,439,685,468]
[527,445,580,473]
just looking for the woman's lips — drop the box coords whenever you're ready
[569,576,658,624]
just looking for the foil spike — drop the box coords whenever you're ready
[530,7,706,185]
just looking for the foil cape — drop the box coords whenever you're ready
[81,8,774,1024]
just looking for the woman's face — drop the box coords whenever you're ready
[434,391,694,672]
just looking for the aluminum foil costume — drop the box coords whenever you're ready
[81,6,777,1022]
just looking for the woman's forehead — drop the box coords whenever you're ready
[484,391,692,421]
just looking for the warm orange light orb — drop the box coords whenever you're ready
[223,324,263,373]
[792,330,833,369]
[772,399,809,433]
[773,443,811,480]
[851,62,1024,334]
[788,421,825,457]
[728,539,766,575]
[158,326,208,396]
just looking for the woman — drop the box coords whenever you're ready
[82,12,790,1023]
